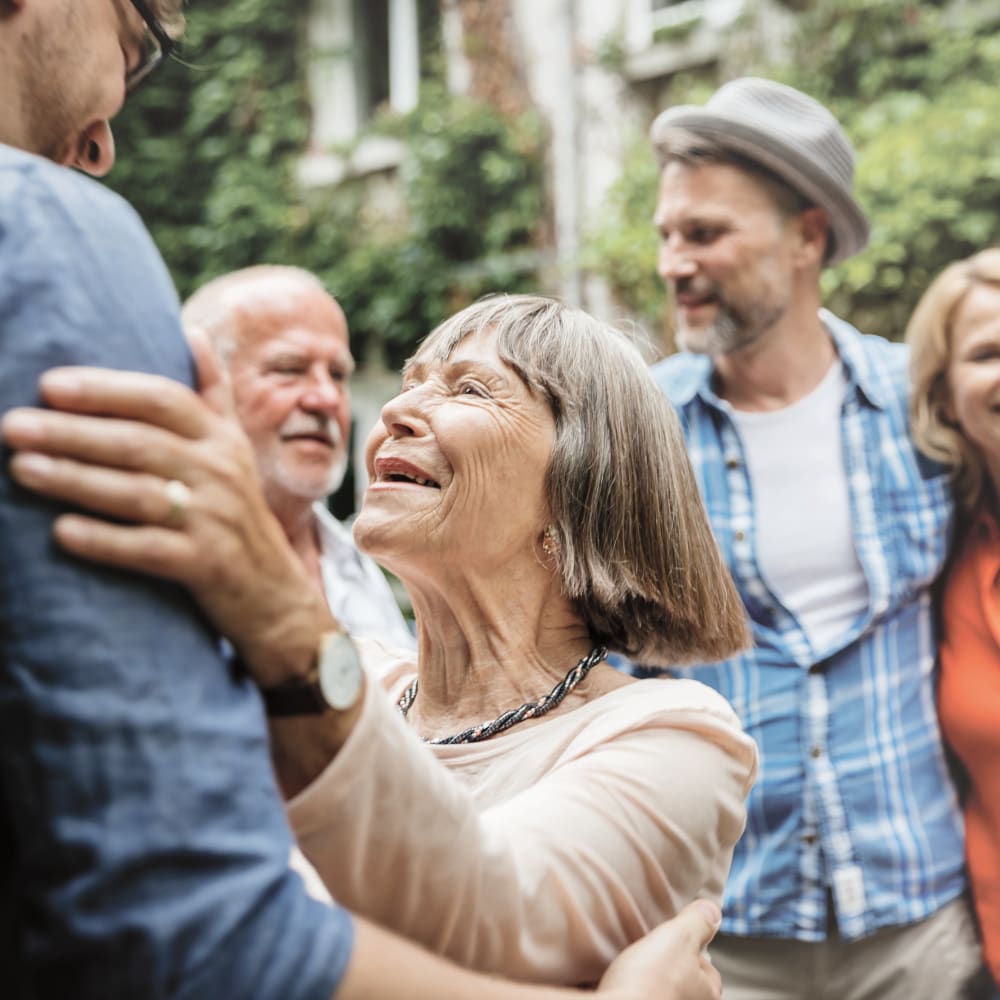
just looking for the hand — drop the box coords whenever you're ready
[597,899,723,1000]
[1,350,335,688]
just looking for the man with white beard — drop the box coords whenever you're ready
[183,266,413,647]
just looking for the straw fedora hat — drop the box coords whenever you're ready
[650,77,870,265]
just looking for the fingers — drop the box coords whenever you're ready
[678,898,723,951]
[185,324,237,419]
[3,408,190,479]
[53,514,198,583]
[10,452,184,527]
[597,899,723,1000]
[35,367,213,439]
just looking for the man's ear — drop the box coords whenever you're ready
[795,207,830,268]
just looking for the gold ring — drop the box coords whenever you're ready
[163,479,192,529]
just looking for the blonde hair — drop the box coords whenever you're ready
[410,294,750,666]
[906,248,1000,514]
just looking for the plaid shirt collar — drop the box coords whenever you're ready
[667,309,894,412]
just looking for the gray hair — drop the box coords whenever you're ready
[181,265,330,365]
[409,294,749,665]
[906,248,1000,514]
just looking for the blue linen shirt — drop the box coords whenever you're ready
[646,312,966,941]
[0,144,353,998]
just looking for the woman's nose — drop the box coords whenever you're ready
[380,387,430,438]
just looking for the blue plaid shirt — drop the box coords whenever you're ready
[647,311,966,941]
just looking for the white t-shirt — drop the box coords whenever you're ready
[730,362,868,656]
[313,502,415,649]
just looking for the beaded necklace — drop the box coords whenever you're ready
[396,646,608,745]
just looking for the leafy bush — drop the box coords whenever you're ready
[107,0,546,368]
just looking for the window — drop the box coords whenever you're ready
[626,0,743,51]
[307,0,432,150]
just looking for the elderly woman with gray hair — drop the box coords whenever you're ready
[3,294,756,988]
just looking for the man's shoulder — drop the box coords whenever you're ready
[0,143,144,241]
[0,147,190,409]
[823,310,909,399]
[649,351,712,407]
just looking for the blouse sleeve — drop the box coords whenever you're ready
[287,668,756,985]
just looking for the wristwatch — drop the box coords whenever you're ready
[260,630,363,717]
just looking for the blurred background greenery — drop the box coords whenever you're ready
[108,0,546,371]
[108,0,1000,364]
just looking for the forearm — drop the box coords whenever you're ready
[269,692,365,799]
[338,903,725,1000]
[291,686,754,983]
[339,918,611,1000]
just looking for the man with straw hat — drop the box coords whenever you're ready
[644,77,985,998]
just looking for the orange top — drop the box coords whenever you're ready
[940,505,1000,985]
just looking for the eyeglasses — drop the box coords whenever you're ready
[124,0,175,95]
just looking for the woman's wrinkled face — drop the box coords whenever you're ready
[946,283,1000,466]
[354,329,556,577]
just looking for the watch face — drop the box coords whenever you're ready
[317,632,363,711]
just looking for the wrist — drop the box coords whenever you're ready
[236,594,336,689]
[261,630,364,718]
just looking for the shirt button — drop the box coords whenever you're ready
[802,834,817,846]
[726,457,740,470]
[811,746,822,758]
[734,530,746,542]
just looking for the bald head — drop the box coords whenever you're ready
[182,266,347,359]
[184,266,355,525]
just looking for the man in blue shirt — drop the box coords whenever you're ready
[646,77,985,998]
[0,1,723,997]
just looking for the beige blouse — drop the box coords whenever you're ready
[288,642,757,985]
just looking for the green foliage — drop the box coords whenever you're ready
[107,0,546,368]
[581,136,665,329]
[792,2,1000,339]
[584,0,1000,342]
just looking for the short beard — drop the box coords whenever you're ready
[271,450,350,506]
[675,292,785,357]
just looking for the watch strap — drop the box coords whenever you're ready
[260,674,328,717]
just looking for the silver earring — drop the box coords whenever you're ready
[542,525,559,557]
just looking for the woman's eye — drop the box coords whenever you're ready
[459,382,488,398]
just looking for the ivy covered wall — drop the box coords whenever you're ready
[107,0,547,370]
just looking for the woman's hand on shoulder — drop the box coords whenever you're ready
[1,331,332,687]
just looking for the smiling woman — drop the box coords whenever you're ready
[2,293,756,986]
[906,249,1000,993]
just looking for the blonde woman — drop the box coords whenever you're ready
[907,248,1000,996]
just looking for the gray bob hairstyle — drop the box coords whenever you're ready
[906,248,1000,514]
[411,295,749,666]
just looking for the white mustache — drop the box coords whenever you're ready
[280,415,343,446]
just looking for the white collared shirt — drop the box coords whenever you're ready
[313,502,415,649]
